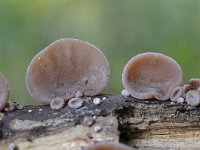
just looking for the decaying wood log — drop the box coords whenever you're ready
[1,94,200,150]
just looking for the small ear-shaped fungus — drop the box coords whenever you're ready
[182,84,193,98]
[0,73,9,111]
[122,52,182,100]
[170,86,183,102]
[50,98,65,110]
[26,39,110,104]
[188,78,200,90]
[84,142,132,150]
[186,90,200,106]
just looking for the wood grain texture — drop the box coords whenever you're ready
[1,95,200,150]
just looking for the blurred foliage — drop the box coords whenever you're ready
[0,0,200,104]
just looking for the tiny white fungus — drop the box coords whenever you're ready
[93,98,102,105]
[177,97,185,104]
[121,89,130,97]
[102,97,106,100]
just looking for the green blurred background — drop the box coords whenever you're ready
[0,0,200,105]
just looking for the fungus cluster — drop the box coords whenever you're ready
[122,52,200,107]
[84,142,132,150]
[26,38,110,109]
[170,78,200,106]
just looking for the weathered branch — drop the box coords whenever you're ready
[1,95,200,150]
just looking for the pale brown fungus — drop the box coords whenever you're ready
[170,86,183,102]
[182,84,193,98]
[26,39,110,104]
[84,142,132,150]
[68,98,83,109]
[122,52,183,100]
[0,73,10,111]
[186,90,200,106]
[50,98,65,110]
[188,78,200,90]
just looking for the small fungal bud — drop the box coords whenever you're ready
[186,90,200,106]
[177,97,185,104]
[75,90,84,98]
[122,52,182,101]
[93,98,102,105]
[68,98,83,109]
[170,87,183,102]
[189,78,200,90]
[102,97,107,100]
[26,38,110,104]
[121,89,131,97]
[182,84,193,98]
[0,73,10,111]
[84,142,132,150]
[50,98,65,110]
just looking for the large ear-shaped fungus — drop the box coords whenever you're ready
[26,39,110,104]
[122,52,183,100]
[0,73,9,111]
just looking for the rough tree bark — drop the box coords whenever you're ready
[1,94,200,150]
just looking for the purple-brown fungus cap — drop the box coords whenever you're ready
[122,52,183,100]
[0,73,9,111]
[26,39,110,104]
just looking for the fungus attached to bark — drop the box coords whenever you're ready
[50,98,65,110]
[188,78,200,90]
[26,39,110,104]
[182,84,193,98]
[177,97,184,104]
[68,98,83,109]
[121,89,131,97]
[186,90,200,106]
[170,86,183,102]
[84,142,132,150]
[0,73,9,111]
[122,52,182,100]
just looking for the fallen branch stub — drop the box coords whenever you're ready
[1,95,200,149]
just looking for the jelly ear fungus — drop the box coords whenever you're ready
[26,39,110,104]
[122,52,183,101]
